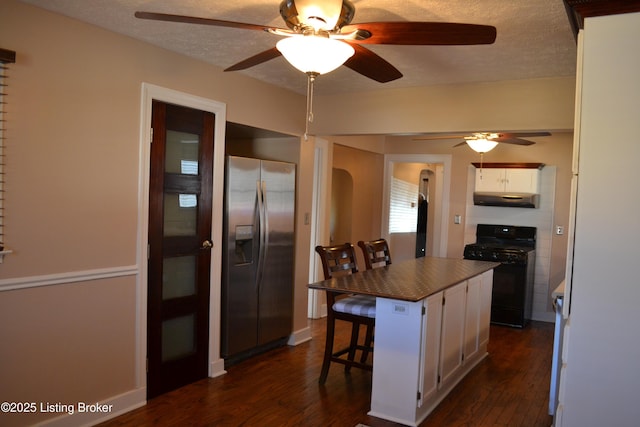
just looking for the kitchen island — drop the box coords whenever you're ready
[309,256,499,426]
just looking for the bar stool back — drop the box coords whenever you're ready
[314,243,375,384]
[358,238,392,270]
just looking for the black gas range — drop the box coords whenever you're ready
[464,224,536,328]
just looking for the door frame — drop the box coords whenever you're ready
[382,154,452,258]
[137,83,227,392]
[308,137,330,319]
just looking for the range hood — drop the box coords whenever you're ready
[473,192,539,208]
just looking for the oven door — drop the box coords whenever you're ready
[491,262,528,327]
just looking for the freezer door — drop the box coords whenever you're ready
[222,156,261,357]
[258,160,296,345]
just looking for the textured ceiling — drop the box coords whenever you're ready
[19,0,577,96]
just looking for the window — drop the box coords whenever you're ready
[388,176,418,233]
[0,48,16,256]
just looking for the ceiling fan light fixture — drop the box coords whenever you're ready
[466,138,498,153]
[276,35,354,75]
[288,0,346,31]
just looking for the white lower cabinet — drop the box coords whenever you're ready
[423,273,493,419]
[462,270,493,368]
[370,271,493,426]
[463,274,482,364]
[419,292,443,404]
[478,270,494,350]
[438,281,467,389]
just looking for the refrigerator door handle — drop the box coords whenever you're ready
[261,180,270,270]
[255,180,267,292]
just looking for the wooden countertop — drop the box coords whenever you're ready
[309,257,500,302]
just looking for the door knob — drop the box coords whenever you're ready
[201,239,213,249]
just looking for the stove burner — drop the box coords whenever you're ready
[463,244,532,264]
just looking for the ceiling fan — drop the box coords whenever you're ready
[135,0,497,83]
[413,132,552,153]
[135,0,497,138]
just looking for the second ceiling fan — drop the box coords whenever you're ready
[414,132,552,153]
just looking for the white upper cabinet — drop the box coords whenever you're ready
[475,167,540,193]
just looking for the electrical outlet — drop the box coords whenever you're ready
[556,225,564,235]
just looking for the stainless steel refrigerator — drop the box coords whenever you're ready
[222,156,296,360]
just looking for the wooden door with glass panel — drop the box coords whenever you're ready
[147,100,214,398]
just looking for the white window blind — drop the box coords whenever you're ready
[389,177,418,233]
[0,48,16,254]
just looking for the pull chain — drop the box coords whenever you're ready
[304,72,317,141]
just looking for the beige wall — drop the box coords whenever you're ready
[314,77,576,135]
[0,2,305,279]
[0,0,577,425]
[330,144,384,268]
[0,277,136,422]
[0,2,308,426]
[330,168,353,244]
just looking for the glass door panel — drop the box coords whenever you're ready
[163,193,198,236]
[165,130,199,175]
[161,314,196,362]
[162,256,196,300]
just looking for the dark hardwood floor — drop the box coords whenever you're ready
[99,318,554,427]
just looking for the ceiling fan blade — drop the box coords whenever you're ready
[341,22,497,45]
[498,132,551,138]
[453,141,467,147]
[413,134,469,141]
[343,44,403,83]
[135,11,284,32]
[493,137,536,145]
[224,47,282,72]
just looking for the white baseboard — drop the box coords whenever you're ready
[209,358,227,378]
[288,326,312,346]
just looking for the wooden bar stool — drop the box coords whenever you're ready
[357,238,392,270]
[315,243,376,384]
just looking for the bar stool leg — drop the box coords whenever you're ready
[319,314,336,384]
[361,324,374,363]
[345,323,361,373]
